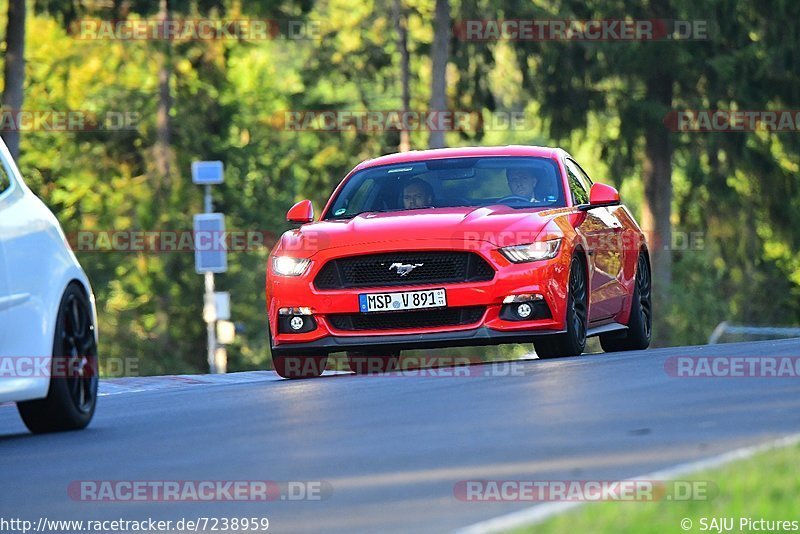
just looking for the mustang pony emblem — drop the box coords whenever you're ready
[389,262,423,276]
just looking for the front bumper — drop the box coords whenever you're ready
[270,325,565,355]
[266,239,571,354]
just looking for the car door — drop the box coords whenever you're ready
[565,158,624,321]
[0,144,55,336]
[0,162,12,348]
[0,142,60,401]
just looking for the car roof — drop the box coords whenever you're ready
[353,145,562,171]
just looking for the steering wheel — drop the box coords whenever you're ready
[495,195,532,205]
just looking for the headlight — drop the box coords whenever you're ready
[500,239,561,263]
[272,256,311,276]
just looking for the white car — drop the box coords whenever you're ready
[0,138,98,433]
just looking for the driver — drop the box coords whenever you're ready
[403,178,434,209]
[506,168,538,201]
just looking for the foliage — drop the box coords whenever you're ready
[1,0,797,373]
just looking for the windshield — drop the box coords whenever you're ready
[322,156,566,220]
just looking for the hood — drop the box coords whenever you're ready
[278,205,570,255]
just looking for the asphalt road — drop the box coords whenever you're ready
[2,338,800,533]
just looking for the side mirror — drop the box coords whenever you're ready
[286,200,314,223]
[580,183,620,210]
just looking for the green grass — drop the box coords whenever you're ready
[515,443,800,534]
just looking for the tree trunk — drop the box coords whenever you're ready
[428,0,449,149]
[392,0,410,152]
[2,0,26,160]
[154,0,172,189]
[641,72,673,345]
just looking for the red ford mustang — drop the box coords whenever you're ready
[266,146,651,378]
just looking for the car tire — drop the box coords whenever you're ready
[347,351,401,374]
[17,283,99,433]
[600,252,652,352]
[533,255,588,359]
[272,354,328,379]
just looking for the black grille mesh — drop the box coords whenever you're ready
[315,251,493,289]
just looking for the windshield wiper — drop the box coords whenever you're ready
[334,209,395,220]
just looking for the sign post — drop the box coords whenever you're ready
[192,161,228,374]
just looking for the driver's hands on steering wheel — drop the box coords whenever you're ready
[496,194,535,204]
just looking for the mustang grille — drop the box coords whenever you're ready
[314,251,494,290]
[328,306,486,331]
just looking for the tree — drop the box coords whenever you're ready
[2,0,26,159]
[154,0,174,194]
[428,0,450,148]
[16,0,800,372]
[392,0,411,152]
[508,0,687,343]
[638,0,676,342]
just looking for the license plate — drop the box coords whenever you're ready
[359,288,447,313]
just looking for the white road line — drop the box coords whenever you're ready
[455,432,800,534]
[98,370,351,396]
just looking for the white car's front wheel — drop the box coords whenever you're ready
[17,283,98,433]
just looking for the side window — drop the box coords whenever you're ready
[0,157,11,194]
[564,159,589,205]
[569,159,594,192]
[328,177,377,217]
